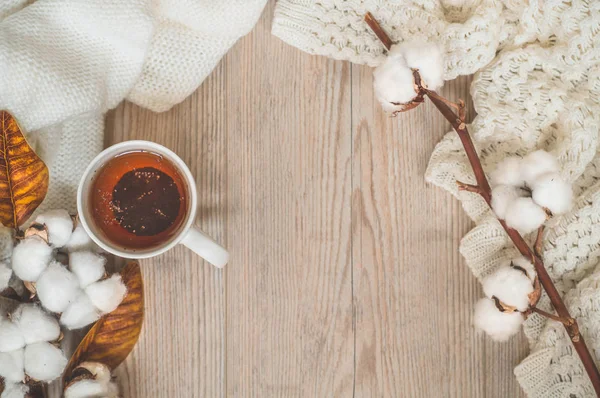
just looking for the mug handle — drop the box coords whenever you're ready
[181,226,229,268]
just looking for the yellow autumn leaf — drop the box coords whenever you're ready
[0,111,49,228]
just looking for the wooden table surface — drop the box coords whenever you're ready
[105,3,528,397]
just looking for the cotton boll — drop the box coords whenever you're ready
[12,304,60,344]
[64,379,109,398]
[0,261,11,291]
[0,382,29,398]
[0,318,25,352]
[505,197,547,234]
[65,221,95,252]
[11,236,52,282]
[85,275,127,313]
[0,349,24,382]
[77,361,113,384]
[511,256,536,282]
[473,298,523,341]
[489,157,524,187]
[23,342,67,382]
[36,261,81,313]
[521,150,559,187]
[482,265,534,311]
[61,293,101,330]
[531,172,573,215]
[373,46,417,110]
[400,41,444,91]
[491,185,524,219]
[69,251,106,288]
[35,209,74,247]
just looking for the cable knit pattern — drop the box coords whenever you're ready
[274,0,600,395]
[0,0,267,213]
[424,1,600,396]
[273,0,504,78]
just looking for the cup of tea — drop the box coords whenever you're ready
[77,140,229,268]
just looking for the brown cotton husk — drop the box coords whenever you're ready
[23,281,36,298]
[64,362,111,391]
[63,261,144,385]
[23,223,49,243]
[0,111,49,229]
[528,276,542,307]
[491,295,518,313]
[0,286,20,301]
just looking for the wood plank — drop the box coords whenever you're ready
[224,4,354,396]
[100,4,531,396]
[350,66,528,397]
[104,59,227,397]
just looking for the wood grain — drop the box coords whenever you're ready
[103,2,528,397]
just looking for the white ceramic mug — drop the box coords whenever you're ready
[77,140,229,268]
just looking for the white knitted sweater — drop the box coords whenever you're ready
[273,0,600,396]
[0,0,267,214]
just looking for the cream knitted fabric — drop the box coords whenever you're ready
[424,1,600,396]
[273,0,506,78]
[0,0,267,213]
[273,0,600,396]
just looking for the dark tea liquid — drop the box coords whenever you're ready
[90,151,188,250]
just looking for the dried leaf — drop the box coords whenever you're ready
[63,261,144,383]
[0,111,49,228]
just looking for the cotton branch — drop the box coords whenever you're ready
[365,12,600,394]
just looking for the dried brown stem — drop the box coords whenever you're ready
[530,307,578,333]
[534,226,545,259]
[426,85,599,393]
[365,12,600,395]
[456,181,484,195]
[365,12,393,51]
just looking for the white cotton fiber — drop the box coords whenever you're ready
[531,172,573,215]
[36,261,81,313]
[482,265,534,311]
[0,349,24,382]
[65,221,95,252]
[521,150,559,187]
[23,342,67,382]
[35,209,74,247]
[64,379,109,398]
[0,382,29,398]
[69,251,106,288]
[77,361,112,384]
[61,293,101,330]
[0,261,11,291]
[473,298,523,341]
[12,304,61,344]
[63,362,117,397]
[489,157,524,187]
[0,318,25,352]
[491,185,524,219]
[399,40,444,91]
[373,46,416,112]
[511,256,536,282]
[85,275,127,313]
[11,236,52,282]
[505,197,547,234]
